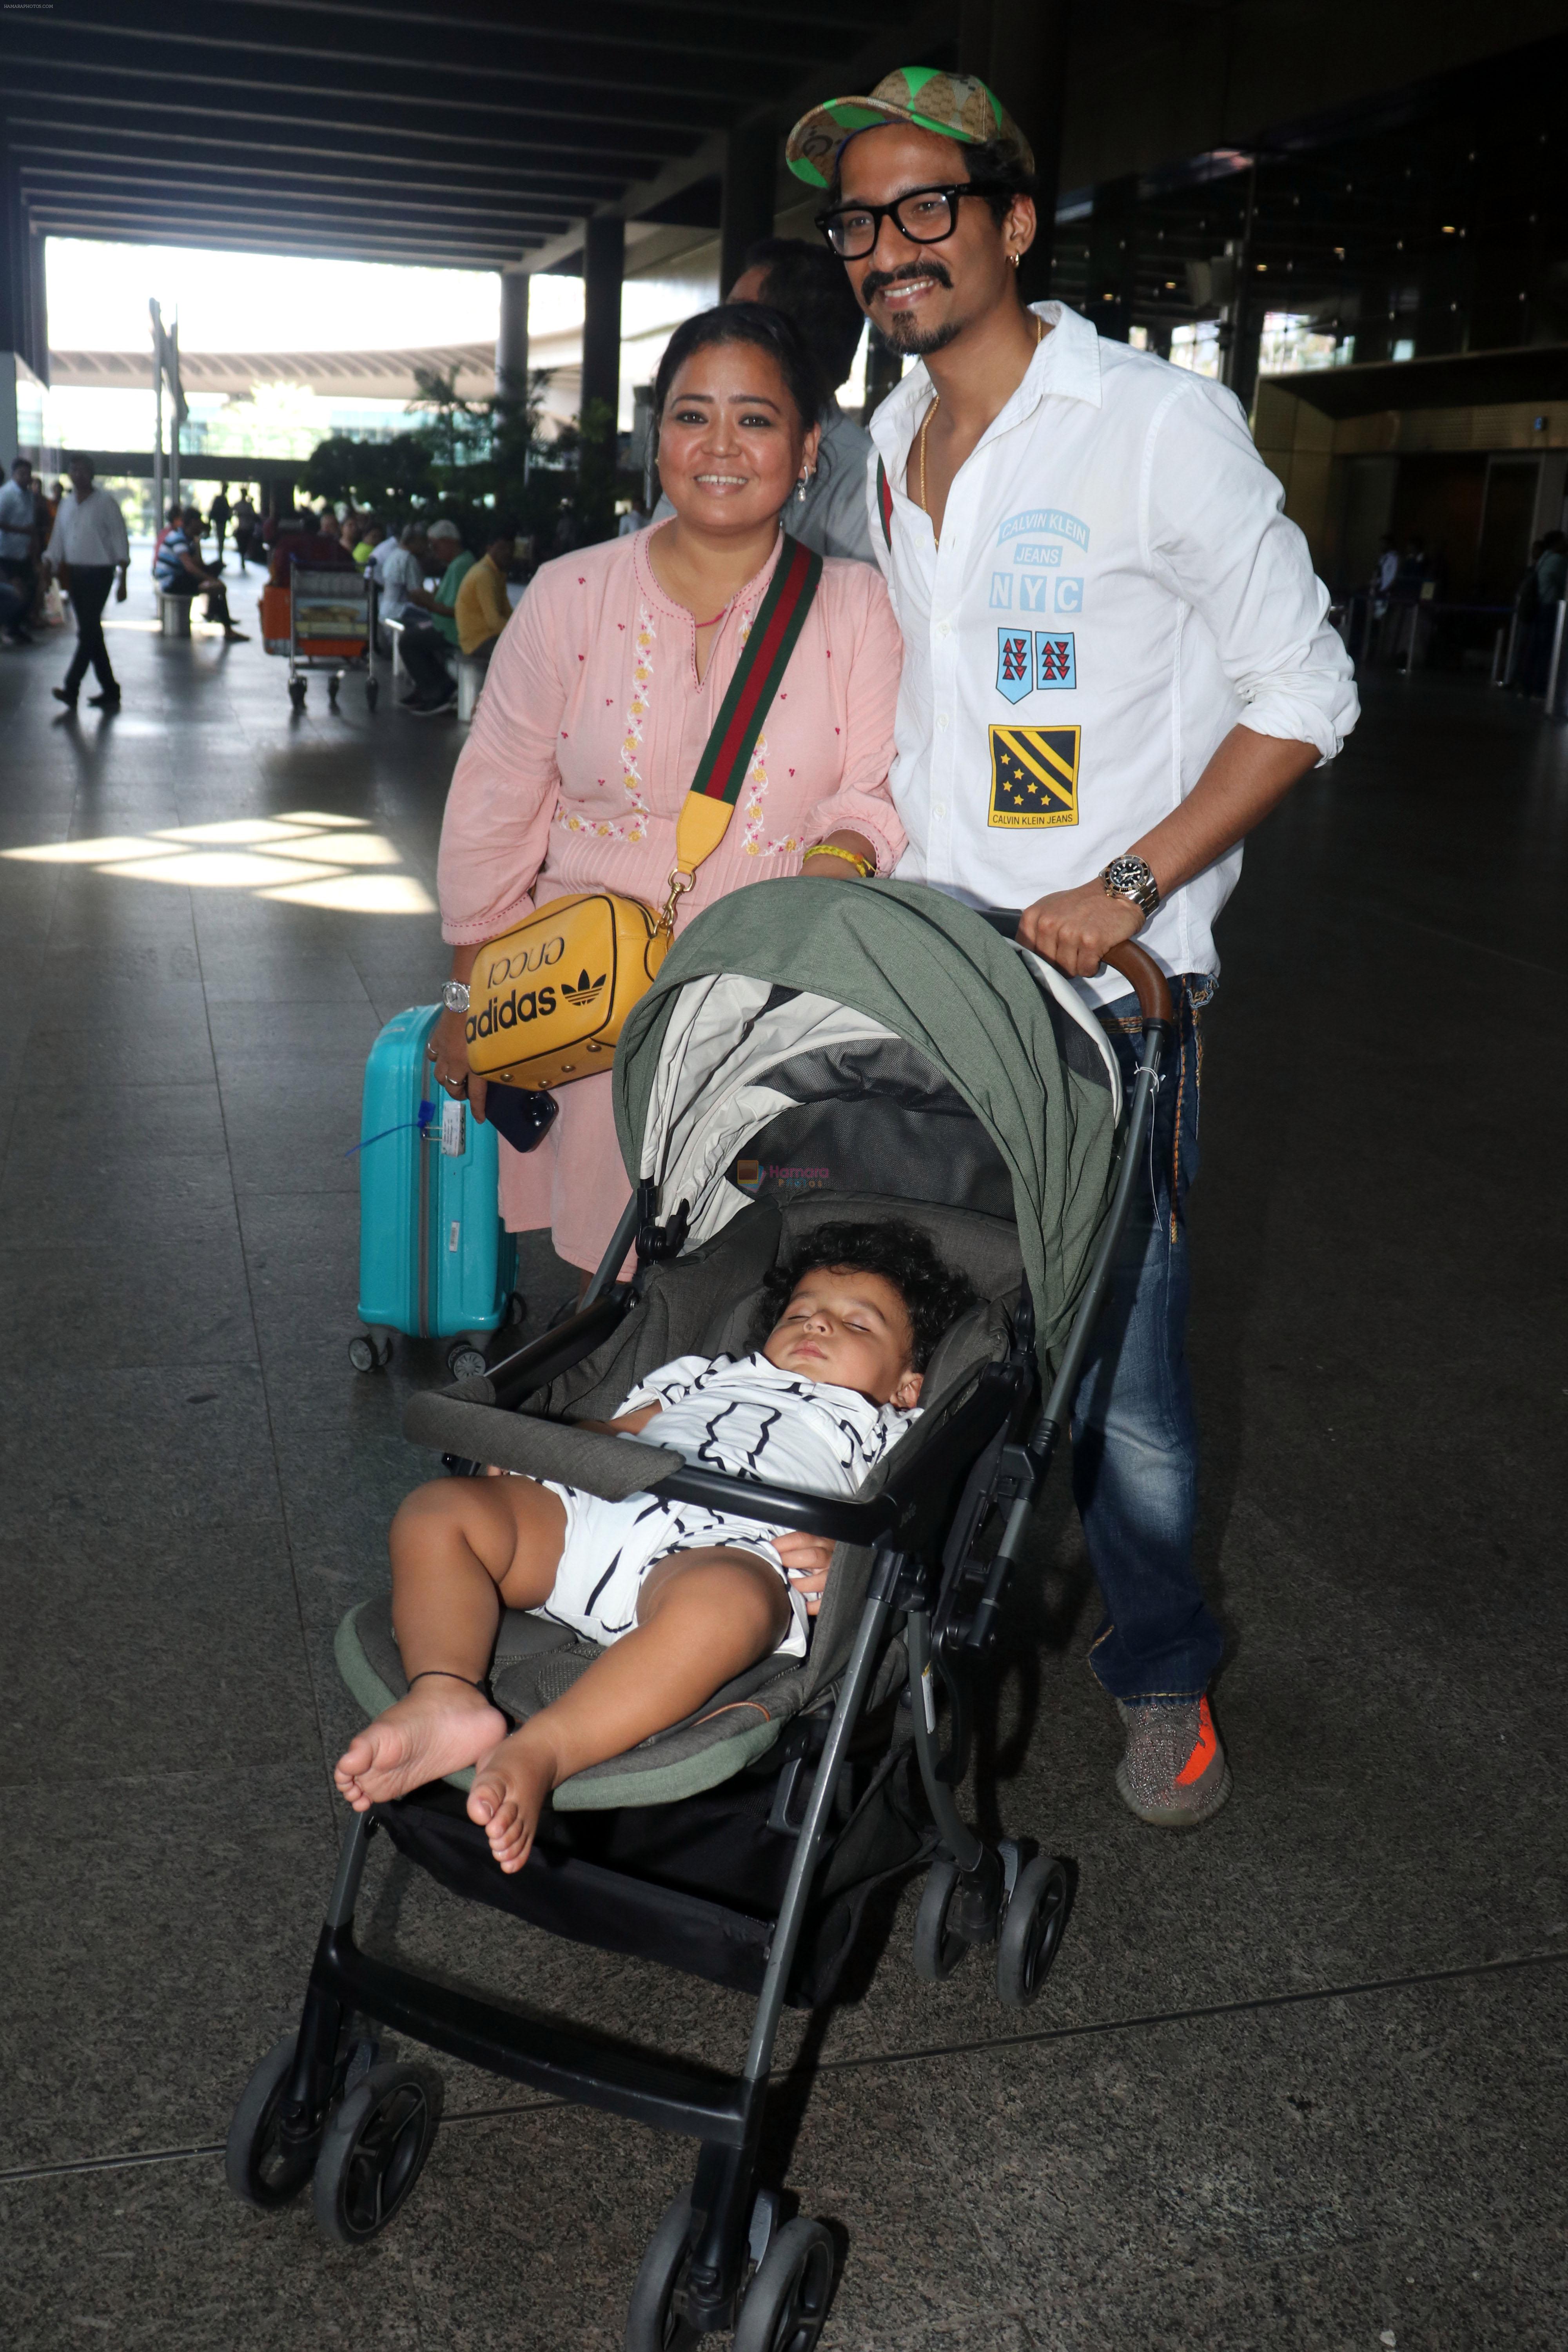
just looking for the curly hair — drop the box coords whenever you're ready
[752,1219,978,1372]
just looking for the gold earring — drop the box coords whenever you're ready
[1008,252,1021,269]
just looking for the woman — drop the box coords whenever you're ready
[433,303,905,1279]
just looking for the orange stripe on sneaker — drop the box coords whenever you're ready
[1175,1696,1218,1787]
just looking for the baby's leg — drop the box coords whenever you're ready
[468,1546,789,1873]
[334,1476,567,1810]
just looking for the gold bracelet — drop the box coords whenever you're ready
[804,842,875,879]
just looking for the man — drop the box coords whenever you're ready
[42,455,131,710]
[232,488,258,570]
[372,522,430,657]
[266,508,354,582]
[155,504,249,641]
[787,69,1358,1827]
[450,522,516,692]
[0,456,39,640]
[208,481,232,566]
[394,517,473,715]
[652,236,877,564]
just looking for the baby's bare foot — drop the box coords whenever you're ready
[466,1729,555,1873]
[335,1680,507,1811]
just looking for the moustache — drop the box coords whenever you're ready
[860,259,953,302]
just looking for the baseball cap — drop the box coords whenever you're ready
[786,67,1033,191]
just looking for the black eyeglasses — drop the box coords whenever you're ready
[814,182,1005,261]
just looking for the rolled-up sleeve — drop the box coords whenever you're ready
[1144,379,1358,763]
[436,582,566,944]
[803,569,907,875]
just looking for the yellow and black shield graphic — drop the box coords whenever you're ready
[987,724,1080,828]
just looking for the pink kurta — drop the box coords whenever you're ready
[437,524,906,1271]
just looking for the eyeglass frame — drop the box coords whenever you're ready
[813,181,1012,260]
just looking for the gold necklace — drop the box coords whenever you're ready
[917,312,1044,548]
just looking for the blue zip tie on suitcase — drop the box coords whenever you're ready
[344,1097,437,1159]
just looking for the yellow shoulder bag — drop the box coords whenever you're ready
[464,536,824,1093]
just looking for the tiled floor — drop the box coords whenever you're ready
[3,607,1565,2348]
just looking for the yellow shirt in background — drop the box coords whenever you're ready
[455,554,513,655]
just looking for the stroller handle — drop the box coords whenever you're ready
[978,911,1174,1029]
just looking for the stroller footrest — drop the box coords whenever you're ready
[313,1922,751,2143]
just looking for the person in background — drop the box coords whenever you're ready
[374,521,430,654]
[652,235,877,565]
[42,455,130,711]
[267,508,354,580]
[151,502,181,574]
[351,514,381,568]
[450,523,516,687]
[232,488,258,569]
[1523,528,1567,695]
[0,456,39,641]
[156,503,249,640]
[208,481,232,566]
[396,517,473,715]
[617,501,648,536]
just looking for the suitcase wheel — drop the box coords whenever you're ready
[446,1341,489,1381]
[349,1331,394,1374]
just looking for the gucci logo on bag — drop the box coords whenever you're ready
[484,933,566,986]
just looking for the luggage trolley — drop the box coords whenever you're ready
[287,566,379,712]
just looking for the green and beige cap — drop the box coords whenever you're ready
[786,67,1033,191]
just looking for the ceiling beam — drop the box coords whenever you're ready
[27,213,532,268]
[3,22,779,115]
[20,165,575,232]
[7,129,631,203]
[42,0,858,76]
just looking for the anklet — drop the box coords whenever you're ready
[407,1669,490,1695]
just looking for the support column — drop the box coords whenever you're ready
[0,148,25,459]
[720,111,778,297]
[580,214,624,425]
[1084,174,1138,342]
[496,267,530,400]
[958,0,1072,302]
[579,214,624,540]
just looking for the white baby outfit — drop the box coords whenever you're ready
[539,1351,919,1660]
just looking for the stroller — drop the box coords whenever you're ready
[225,879,1172,2348]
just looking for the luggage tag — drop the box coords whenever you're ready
[440,1096,466,1157]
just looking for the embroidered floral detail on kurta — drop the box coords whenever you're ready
[558,603,655,844]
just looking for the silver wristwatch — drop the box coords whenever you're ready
[441,979,471,1013]
[1101,855,1160,922]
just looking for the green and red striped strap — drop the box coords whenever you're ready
[686,534,823,809]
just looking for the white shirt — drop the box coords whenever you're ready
[619,1350,918,1494]
[866,302,1359,1004]
[0,477,34,560]
[375,545,424,624]
[45,486,130,571]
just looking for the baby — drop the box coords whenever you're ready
[335,1220,975,1873]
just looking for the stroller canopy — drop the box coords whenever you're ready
[613,880,1122,1372]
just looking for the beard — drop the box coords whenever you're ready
[864,260,961,356]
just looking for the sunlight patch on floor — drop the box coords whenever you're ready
[2,815,430,911]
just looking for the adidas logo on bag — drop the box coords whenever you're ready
[561,969,607,1008]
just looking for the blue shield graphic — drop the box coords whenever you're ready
[995,629,1033,704]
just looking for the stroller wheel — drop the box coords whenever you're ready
[225,2035,319,2210]
[995,1855,1071,2008]
[912,1855,970,1981]
[311,2062,441,2246]
[624,2190,702,2350]
[732,2216,837,2352]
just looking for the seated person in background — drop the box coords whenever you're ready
[267,508,354,581]
[395,517,473,715]
[335,1221,975,1872]
[155,505,248,639]
[350,514,381,568]
[150,503,182,574]
[450,521,518,686]
[372,521,429,653]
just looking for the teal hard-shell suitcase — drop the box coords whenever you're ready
[350,1004,519,1377]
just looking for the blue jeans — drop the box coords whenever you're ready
[1071,976,1223,1703]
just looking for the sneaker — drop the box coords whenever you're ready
[1114,1693,1231,1829]
[407,689,457,715]
[51,685,77,708]
[88,690,121,710]
[223,627,250,642]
